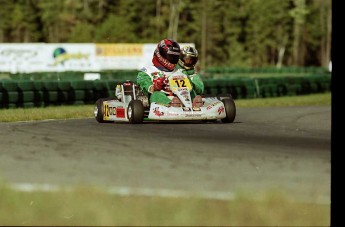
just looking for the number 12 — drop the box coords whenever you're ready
[174,79,186,87]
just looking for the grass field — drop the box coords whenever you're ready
[0,92,331,225]
[0,183,330,226]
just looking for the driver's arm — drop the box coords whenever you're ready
[137,71,154,94]
[189,73,204,95]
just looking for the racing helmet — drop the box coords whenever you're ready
[153,39,181,71]
[178,46,198,70]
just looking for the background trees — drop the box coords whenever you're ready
[0,0,332,69]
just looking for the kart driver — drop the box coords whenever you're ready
[176,45,204,107]
[137,39,182,107]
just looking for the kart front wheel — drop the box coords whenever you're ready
[221,98,236,123]
[127,100,144,124]
[94,98,106,123]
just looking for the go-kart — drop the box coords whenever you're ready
[94,70,236,124]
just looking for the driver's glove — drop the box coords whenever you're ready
[153,77,165,91]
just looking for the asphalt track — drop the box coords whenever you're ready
[0,106,331,204]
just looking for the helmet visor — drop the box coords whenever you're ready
[166,53,180,64]
[183,56,198,68]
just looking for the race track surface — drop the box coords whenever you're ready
[0,106,331,204]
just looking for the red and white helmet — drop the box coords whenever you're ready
[152,39,181,71]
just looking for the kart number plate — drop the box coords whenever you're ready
[169,78,192,91]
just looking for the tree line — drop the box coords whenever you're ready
[0,0,332,69]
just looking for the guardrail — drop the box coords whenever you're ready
[0,74,331,108]
[203,74,331,99]
[204,66,329,74]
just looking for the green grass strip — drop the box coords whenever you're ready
[0,183,330,226]
[0,92,331,122]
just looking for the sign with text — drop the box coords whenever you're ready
[0,43,195,72]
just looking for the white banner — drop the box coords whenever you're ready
[44,44,98,72]
[0,43,45,73]
[0,43,195,73]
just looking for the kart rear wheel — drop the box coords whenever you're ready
[127,100,144,124]
[94,97,113,123]
[221,98,236,123]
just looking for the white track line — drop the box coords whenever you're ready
[2,117,94,124]
[10,183,235,201]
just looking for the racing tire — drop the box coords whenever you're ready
[127,100,144,124]
[94,97,113,123]
[221,98,236,123]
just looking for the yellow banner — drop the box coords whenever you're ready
[96,44,143,56]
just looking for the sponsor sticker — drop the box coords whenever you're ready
[180,90,189,95]
[183,107,191,111]
[185,114,202,118]
[172,75,185,80]
[103,104,116,120]
[116,108,125,118]
[167,113,179,117]
[218,106,225,115]
[183,95,190,101]
[153,107,164,116]
[206,101,222,110]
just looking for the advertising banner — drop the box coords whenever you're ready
[95,44,143,70]
[0,43,45,73]
[0,43,195,72]
[43,44,98,72]
[0,43,98,73]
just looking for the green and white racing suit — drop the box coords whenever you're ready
[137,65,204,105]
